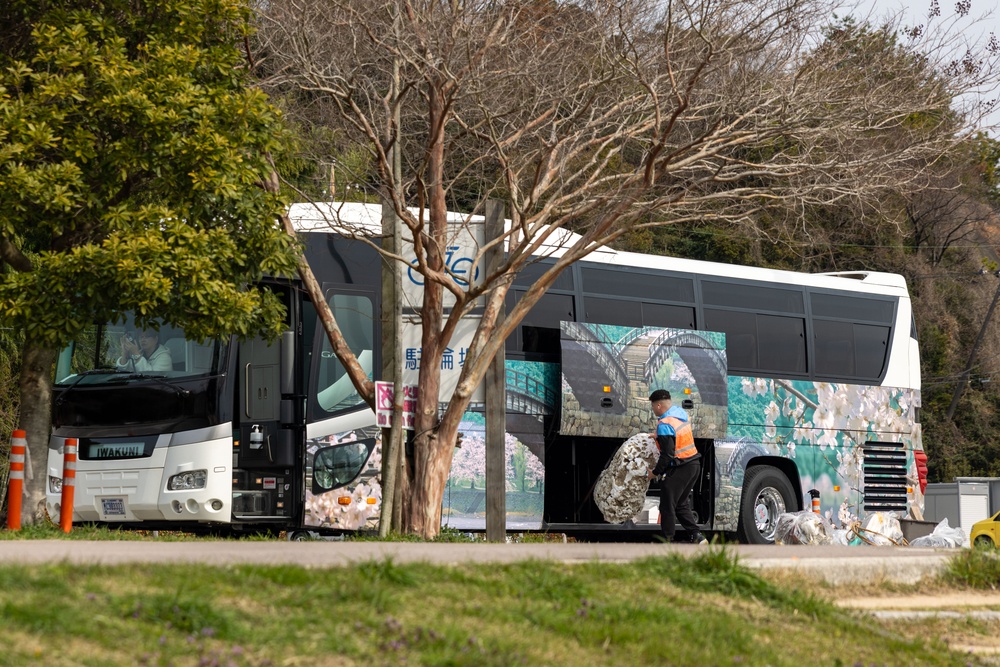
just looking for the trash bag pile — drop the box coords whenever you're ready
[774,510,968,547]
[593,433,659,524]
[909,518,968,548]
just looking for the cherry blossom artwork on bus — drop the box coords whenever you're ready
[716,377,922,532]
[303,425,382,531]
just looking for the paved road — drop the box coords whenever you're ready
[0,541,956,584]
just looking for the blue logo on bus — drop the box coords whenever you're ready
[407,246,480,287]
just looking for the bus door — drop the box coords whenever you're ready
[232,285,302,523]
[556,322,727,529]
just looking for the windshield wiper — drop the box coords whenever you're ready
[120,373,191,396]
[57,369,190,401]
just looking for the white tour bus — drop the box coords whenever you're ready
[46,202,925,542]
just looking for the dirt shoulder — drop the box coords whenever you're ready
[837,592,1000,610]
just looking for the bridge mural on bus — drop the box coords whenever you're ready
[559,323,729,441]
[557,322,922,530]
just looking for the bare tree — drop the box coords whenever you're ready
[904,136,1000,267]
[255,0,999,537]
[909,187,995,267]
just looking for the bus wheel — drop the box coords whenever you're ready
[974,535,995,549]
[288,530,313,541]
[737,465,795,544]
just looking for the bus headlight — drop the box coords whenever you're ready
[49,475,62,494]
[168,470,207,491]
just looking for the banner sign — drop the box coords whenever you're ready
[375,381,418,430]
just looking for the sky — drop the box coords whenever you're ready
[856,0,1000,136]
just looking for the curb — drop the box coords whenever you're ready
[743,553,953,585]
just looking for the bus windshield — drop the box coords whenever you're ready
[55,316,228,385]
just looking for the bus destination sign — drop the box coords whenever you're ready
[89,442,144,459]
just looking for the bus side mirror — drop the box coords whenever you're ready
[312,439,375,494]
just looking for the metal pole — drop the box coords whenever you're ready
[379,49,405,537]
[485,199,507,542]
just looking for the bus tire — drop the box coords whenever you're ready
[737,465,796,545]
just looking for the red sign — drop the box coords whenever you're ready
[375,381,417,430]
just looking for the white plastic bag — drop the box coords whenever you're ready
[860,512,904,546]
[831,528,851,546]
[909,517,968,548]
[774,510,835,545]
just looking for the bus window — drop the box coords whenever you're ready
[815,320,889,379]
[855,324,889,377]
[705,309,757,369]
[811,292,894,323]
[814,320,855,376]
[702,280,805,314]
[641,303,696,329]
[315,293,374,412]
[580,266,694,302]
[54,317,226,384]
[506,290,575,356]
[703,309,806,375]
[585,296,641,326]
[583,296,695,329]
[757,314,806,374]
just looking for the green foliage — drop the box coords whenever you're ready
[920,324,952,377]
[268,94,380,203]
[0,523,220,540]
[347,526,478,543]
[973,132,1000,203]
[943,547,1000,588]
[0,0,298,347]
[120,589,237,636]
[0,328,21,430]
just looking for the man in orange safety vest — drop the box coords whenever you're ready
[647,389,707,544]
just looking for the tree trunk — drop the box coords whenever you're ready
[404,79,449,538]
[407,416,467,539]
[17,342,56,525]
[484,200,506,542]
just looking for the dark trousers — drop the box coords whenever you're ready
[657,458,701,541]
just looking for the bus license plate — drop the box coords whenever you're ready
[101,497,126,517]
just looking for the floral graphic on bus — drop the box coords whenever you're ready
[303,427,382,530]
[716,377,922,530]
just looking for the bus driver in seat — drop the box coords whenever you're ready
[117,329,173,373]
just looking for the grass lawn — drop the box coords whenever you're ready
[0,532,984,667]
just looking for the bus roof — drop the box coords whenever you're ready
[287,201,909,296]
